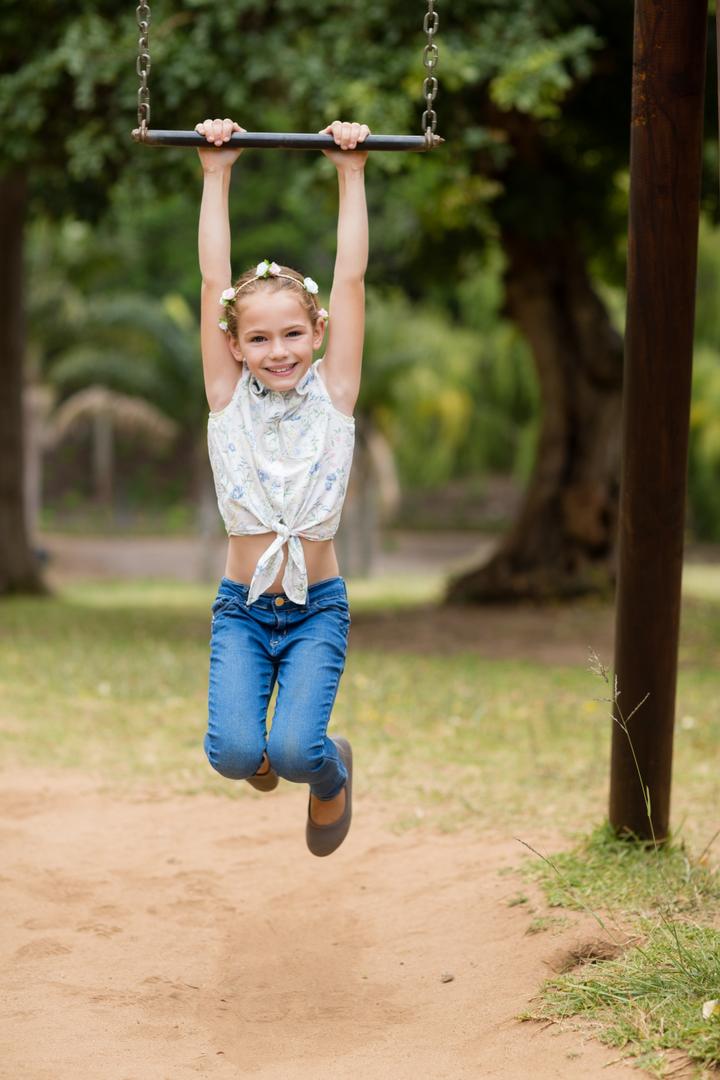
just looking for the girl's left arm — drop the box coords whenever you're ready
[320,121,370,417]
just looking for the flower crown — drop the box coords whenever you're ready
[218,260,328,331]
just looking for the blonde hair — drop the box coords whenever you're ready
[224,264,323,340]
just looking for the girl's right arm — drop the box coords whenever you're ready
[196,118,245,412]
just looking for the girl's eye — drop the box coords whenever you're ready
[249,331,301,342]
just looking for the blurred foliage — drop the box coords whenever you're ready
[26,220,205,435]
[5,0,718,321]
[0,0,605,230]
[6,0,699,281]
[8,1,720,535]
[363,257,537,489]
[25,176,720,535]
[27,211,537,495]
[689,218,720,541]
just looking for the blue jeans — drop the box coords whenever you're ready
[205,575,350,800]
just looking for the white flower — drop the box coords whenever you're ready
[220,287,236,304]
[303,276,319,294]
[256,260,271,277]
[269,261,282,276]
[218,319,229,332]
[703,1000,720,1019]
[318,308,329,319]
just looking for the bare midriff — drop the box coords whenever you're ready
[224,533,339,593]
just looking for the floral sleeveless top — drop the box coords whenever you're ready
[207,357,355,605]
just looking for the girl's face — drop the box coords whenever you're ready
[228,290,325,390]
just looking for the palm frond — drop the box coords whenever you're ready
[82,293,196,364]
[46,386,178,450]
[48,345,165,399]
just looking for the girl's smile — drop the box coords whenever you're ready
[264,361,299,376]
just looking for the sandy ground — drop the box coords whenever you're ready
[0,770,651,1080]
[3,532,648,1077]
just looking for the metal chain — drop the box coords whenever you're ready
[134,0,438,149]
[136,1,151,139]
[422,0,440,148]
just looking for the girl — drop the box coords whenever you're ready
[196,116,369,857]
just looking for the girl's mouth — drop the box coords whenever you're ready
[264,362,298,376]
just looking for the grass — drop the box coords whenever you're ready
[0,573,719,839]
[522,920,720,1075]
[513,647,720,1079]
[519,916,720,1076]
[0,579,611,827]
[2,568,720,1074]
[521,822,720,923]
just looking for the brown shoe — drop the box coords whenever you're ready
[306,737,352,857]
[246,756,279,792]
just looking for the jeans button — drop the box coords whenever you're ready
[275,596,285,607]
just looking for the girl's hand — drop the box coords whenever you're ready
[196,118,246,171]
[319,121,371,170]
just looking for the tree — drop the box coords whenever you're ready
[437,3,626,599]
[1,2,132,592]
[1,0,434,591]
[0,167,42,592]
[436,2,716,600]
[3,1,717,596]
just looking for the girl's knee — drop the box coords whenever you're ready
[204,734,263,780]
[265,731,322,781]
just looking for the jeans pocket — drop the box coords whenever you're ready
[312,596,351,629]
[313,594,349,612]
[210,597,236,630]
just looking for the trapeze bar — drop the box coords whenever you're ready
[131,129,443,151]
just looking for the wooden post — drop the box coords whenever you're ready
[610,1,708,840]
[0,169,46,594]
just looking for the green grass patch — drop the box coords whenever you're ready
[522,919,720,1077]
[518,821,720,1075]
[55,573,445,613]
[521,821,720,924]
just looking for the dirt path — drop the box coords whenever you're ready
[1,770,647,1080]
[38,529,494,584]
[347,601,614,665]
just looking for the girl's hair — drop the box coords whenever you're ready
[226,264,322,340]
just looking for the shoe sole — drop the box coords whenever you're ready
[246,769,279,792]
[306,736,352,857]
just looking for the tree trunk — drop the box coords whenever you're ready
[193,436,224,583]
[92,410,114,506]
[24,383,54,540]
[0,170,47,595]
[335,413,386,579]
[446,229,623,603]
